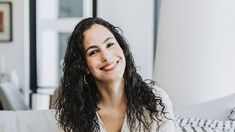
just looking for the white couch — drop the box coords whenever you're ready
[0,110,60,132]
[0,93,234,132]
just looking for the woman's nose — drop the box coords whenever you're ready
[101,50,112,62]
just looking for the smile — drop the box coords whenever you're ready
[100,60,119,72]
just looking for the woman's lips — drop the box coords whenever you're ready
[100,60,119,72]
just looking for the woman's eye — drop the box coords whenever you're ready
[107,43,114,48]
[89,50,99,56]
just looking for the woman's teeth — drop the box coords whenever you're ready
[100,61,118,71]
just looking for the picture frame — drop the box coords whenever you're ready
[0,2,12,42]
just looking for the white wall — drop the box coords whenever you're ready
[98,0,154,80]
[0,0,29,103]
[155,0,235,106]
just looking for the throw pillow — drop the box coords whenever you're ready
[176,116,235,131]
[228,107,235,121]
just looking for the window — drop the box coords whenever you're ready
[36,0,93,90]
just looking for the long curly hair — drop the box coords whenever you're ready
[56,17,167,132]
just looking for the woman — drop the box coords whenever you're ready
[56,17,178,132]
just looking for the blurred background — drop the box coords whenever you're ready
[0,0,234,110]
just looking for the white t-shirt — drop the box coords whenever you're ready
[96,86,179,132]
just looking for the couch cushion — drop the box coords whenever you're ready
[0,111,16,132]
[0,110,60,132]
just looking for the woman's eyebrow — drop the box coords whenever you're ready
[85,37,114,53]
[103,37,114,44]
[85,45,98,53]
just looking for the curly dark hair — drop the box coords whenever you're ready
[56,17,167,132]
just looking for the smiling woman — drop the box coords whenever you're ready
[55,17,179,132]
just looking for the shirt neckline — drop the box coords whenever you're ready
[96,111,128,132]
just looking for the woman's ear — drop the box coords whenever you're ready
[86,68,90,74]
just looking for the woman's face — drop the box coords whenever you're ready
[83,24,126,82]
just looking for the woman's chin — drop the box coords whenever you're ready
[95,74,124,83]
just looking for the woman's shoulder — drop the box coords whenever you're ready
[151,85,180,131]
[151,85,174,117]
[152,85,172,103]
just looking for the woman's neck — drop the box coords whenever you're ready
[96,78,126,108]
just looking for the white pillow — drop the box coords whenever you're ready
[174,93,235,120]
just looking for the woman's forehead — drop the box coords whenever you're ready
[83,24,115,47]
[84,24,113,38]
